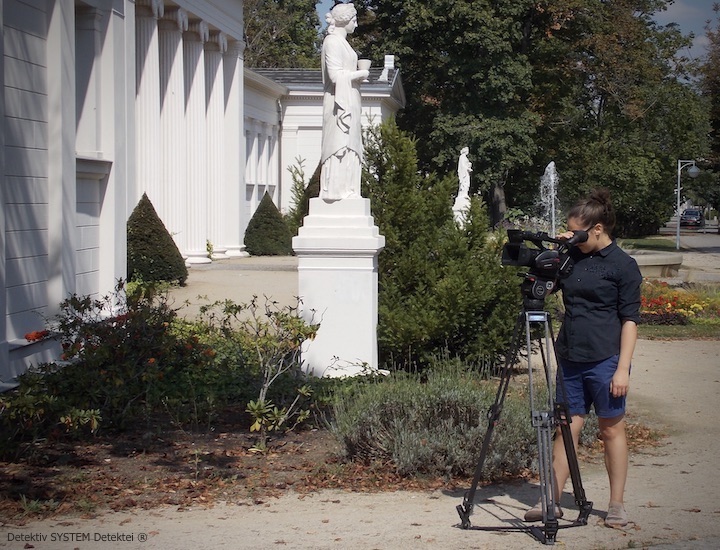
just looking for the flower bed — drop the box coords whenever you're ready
[641,280,720,325]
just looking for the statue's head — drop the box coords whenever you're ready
[461,147,469,155]
[327,3,357,33]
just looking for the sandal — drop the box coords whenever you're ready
[524,501,563,522]
[605,502,628,527]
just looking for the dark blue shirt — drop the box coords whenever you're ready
[555,241,642,363]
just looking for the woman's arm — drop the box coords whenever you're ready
[611,319,637,397]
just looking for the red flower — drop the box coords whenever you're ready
[24,330,49,342]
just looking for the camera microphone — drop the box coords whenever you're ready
[564,230,588,246]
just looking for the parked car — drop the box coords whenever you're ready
[680,208,705,228]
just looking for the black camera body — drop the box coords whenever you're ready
[502,229,586,310]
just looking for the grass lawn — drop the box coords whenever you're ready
[638,323,719,339]
[618,236,678,252]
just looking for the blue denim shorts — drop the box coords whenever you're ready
[556,355,626,418]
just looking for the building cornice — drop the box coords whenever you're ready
[244,69,288,97]
[171,0,243,38]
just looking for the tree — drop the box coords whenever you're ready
[351,0,711,236]
[284,158,321,236]
[362,120,519,369]
[127,193,188,284]
[244,0,321,68]
[701,4,720,159]
[351,0,539,225]
[531,0,710,235]
[244,192,294,255]
[699,3,720,213]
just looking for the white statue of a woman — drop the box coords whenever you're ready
[457,146,472,199]
[320,3,369,201]
[453,147,472,223]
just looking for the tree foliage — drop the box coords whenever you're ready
[352,0,539,224]
[127,193,188,285]
[362,120,519,369]
[698,3,720,212]
[349,0,711,236]
[244,0,321,68]
[528,0,710,235]
[244,192,294,256]
[284,158,321,236]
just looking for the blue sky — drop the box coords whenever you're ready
[653,0,714,61]
[316,1,714,60]
[316,0,334,23]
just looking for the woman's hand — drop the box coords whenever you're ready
[351,69,369,81]
[610,368,630,397]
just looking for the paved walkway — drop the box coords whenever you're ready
[170,231,720,317]
[168,255,299,319]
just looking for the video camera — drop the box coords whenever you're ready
[502,229,588,310]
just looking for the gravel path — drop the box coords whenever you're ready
[3,236,719,550]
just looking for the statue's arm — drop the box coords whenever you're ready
[324,37,368,84]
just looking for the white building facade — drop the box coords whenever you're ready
[1,0,404,383]
[1,0,246,383]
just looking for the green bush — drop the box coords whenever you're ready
[0,284,325,457]
[196,297,319,451]
[0,283,258,454]
[244,192,293,255]
[127,193,188,285]
[331,363,538,479]
[285,158,321,236]
[331,361,602,479]
[362,121,520,369]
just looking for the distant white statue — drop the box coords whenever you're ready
[453,147,472,222]
[457,146,472,198]
[320,2,369,201]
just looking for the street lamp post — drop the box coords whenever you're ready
[676,160,701,250]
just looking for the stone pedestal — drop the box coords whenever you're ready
[292,198,385,377]
[452,195,470,225]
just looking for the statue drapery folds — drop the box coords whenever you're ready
[320,3,368,201]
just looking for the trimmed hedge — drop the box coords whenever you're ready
[244,192,293,256]
[127,193,187,285]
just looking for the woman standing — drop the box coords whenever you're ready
[320,2,369,201]
[524,188,642,528]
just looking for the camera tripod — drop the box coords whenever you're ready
[456,304,593,544]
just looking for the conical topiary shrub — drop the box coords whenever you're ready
[127,193,188,284]
[244,192,293,256]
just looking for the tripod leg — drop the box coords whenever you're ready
[457,313,524,529]
[534,411,559,544]
[548,316,593,524]
[556,404,593,524]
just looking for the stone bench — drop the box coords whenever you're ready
[625,249,683,278]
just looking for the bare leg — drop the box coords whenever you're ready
[598,414,628,504]
[552,414,585,502]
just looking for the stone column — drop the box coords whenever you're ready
[158,8,188,255]
[246,119,259,215]
[242,120,253,239]
[75,7,103,156]
[182,20,211,264]
[270,126,279,202]
[135,0,163,210]
[292,199,385,377]
[205,31,227,258]
[223,39,247,257]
